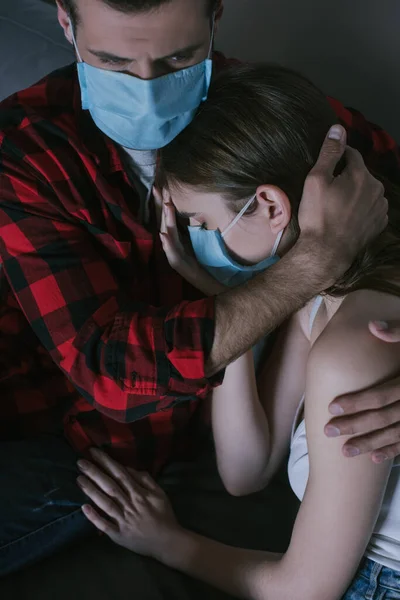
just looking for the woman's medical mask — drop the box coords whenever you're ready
[70,20,214,150]
[188,195,284,288]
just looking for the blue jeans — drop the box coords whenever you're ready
[0,433,298,584]
[344,558,400,599]
[0,435,94,577]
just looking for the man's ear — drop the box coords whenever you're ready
[214,1,224,28]
[56,1,74,44]
[255,185,292,234]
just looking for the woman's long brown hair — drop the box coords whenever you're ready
[159,63,400,297]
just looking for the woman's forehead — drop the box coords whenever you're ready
[170,185,225,212]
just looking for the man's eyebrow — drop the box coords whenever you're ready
[87,49,134,62]
[159,42,204,60]
[87,42,204,64]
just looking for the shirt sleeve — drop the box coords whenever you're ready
[0,145,222,423]
[328,97,400,182]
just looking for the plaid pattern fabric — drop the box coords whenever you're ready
[329,97,400,183]
[0,55,398,471]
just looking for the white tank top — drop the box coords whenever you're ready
[288,296,400,572]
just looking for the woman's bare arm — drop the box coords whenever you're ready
[211,311,309,496]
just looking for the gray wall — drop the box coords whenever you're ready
[217,0,400,142]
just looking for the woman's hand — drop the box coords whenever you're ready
[154,187,226,296]
[77,448,179,560]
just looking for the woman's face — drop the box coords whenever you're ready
[169,183,292,265]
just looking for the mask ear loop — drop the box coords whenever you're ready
[270,229,284,257]
[68,17,83,62]
[221,194,256,239]
[207,13,216,59]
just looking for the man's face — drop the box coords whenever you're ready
[58,0,219,80]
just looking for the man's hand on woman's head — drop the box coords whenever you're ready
[324,319,400,463]
[297,124,388,286]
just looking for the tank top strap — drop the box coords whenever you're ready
[309,295,324,337]
[291,296,324,442]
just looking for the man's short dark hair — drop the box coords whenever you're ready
[64,0,218,26]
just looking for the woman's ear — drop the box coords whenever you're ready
[255,185,292,234]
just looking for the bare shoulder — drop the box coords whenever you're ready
[308,289,400,399]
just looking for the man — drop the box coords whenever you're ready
[0,0,398,578]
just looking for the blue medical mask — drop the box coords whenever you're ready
[70,20,214,150]
[188,195,284,288]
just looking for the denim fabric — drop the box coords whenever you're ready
[344,558,400,599]
[0,435,94,577]
[0,433,298,584]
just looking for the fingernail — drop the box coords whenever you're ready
[77,476,86,487]
[328,125,343,141]
[78,460,89,471]
[325,425,341,438]
[344,446,360,457]
[329,403,344,416]
[373,452,389,463]
[373,321,389,331]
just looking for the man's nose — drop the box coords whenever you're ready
[129,61,170,80]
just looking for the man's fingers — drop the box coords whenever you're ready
[338,145,364,174]
[329,379,400,416]
[77,476,123,522]
[341,155,387,231]
[372,442,400,464]
[82,504,118,535]
[337,148,387,236]
[340,422,400,459]
[309,124,346,179]
[325,401,400,438]
[369,320,400,343]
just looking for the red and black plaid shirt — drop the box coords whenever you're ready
[0,56,399,472]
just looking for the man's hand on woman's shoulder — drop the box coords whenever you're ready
[326,319,400,463]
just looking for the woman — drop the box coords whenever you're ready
[76,65,400,599]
